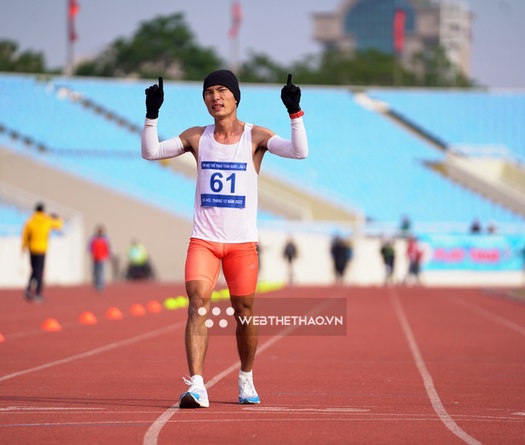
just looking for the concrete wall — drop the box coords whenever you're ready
[2,146,522,290]
[0,214,84,288]
[0,146,192,284]
[257,226,524,288]
[4,225,522,289]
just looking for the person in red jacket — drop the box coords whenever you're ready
[404,236,423,286]
[88,225,111,291]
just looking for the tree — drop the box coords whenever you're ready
[240,51,288,83]
[75,13,223,80]
[411,45,473,87]
[240,49,414,87]
[316,49,413,86]
[0,40,45,73]
[239,45,471,88]
[0,11,473,88]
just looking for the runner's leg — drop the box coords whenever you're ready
[223,242,259,372]
[184,239,221,376]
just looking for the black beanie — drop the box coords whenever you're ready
[203,70,241,107]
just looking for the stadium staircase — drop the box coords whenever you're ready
[356,91,525,218]
[425,153,525,217]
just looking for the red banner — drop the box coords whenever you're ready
[228,1,242,39]
[68,0,80,42]
[393,8,406,54]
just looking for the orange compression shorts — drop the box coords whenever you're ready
[185,238,259,296]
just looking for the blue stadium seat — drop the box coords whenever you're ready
[0,74,522,226]
[368,89,525,160]
[0,201,29,235]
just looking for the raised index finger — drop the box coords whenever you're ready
[158,76,164,91]
[287,73,292,87]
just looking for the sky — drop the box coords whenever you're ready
[0,0,524,88]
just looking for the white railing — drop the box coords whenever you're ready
[449,144,525,164]
[259,219,525,236]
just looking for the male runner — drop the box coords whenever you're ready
[141,70,308,408]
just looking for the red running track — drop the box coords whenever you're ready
[0,283,524,444]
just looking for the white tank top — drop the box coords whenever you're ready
[191,123,258,242]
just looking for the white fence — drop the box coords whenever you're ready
[0,182,85,289]
[1,218,523,289]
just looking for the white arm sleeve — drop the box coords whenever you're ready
[267,116,308,159]
[141,118,185,160]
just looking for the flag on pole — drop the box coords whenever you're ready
[393,8,406,54]
[228,1,242,39]
[68,0,80,42]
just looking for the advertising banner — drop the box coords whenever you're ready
[418,234,525,271]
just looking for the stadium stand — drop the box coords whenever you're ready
[365,88,525,220]
[1,74,524,226]
[38,77,525,225]
[0,74,196,218]
[1,73,524,285]
[0,201,28,236]
[367,88,525,161]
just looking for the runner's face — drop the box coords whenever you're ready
[203,85,236,117]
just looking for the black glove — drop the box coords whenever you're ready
[145,77,164,119]
[280,74,301,114]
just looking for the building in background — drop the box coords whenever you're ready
[312,0,471,76]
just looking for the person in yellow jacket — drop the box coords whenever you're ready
[21,202,63,302]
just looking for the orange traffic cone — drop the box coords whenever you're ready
[130,303,146,316]
[79,311,98,325]
[106,307,123,320]
[0,332,5,343]
[42,318,62,332]
[146,300,163,313]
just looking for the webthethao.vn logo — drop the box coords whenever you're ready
[238,314,344,327]
[199,297,347,336]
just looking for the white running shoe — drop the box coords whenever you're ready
[179,376,209,408]
[238,373,260,404]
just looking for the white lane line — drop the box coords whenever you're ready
[447,294,525,337]
[0,406,104,411]
[143,295,344,445]
[0,323,184,383]
[4,413,524,428]
[390,290,483,445]
[142,331,288,445]
[242,407,370,413]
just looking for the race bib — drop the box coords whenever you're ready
[200,161,247,209]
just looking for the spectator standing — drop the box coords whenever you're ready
[380,238,396,286]
[88,225,111,291]
[522,243,525,283]
[470,218,481,234]
[21,202,63,302]
[487,221,497,234]
[330,235,352,284]
[126,239,153,279]
[404,236,423,286]
[399,215,411,238]
[283,237,298,285]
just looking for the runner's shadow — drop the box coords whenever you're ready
[210,400,240,406]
